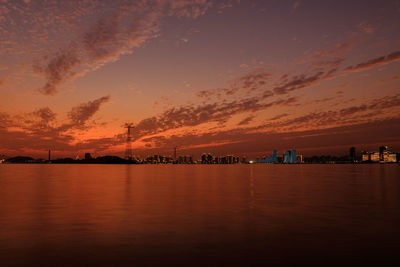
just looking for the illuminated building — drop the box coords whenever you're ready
[362,146,397,163]
[362,151,369,162]
[370,152,380,162]
[256,150,277,163]
[296,154,304,163]
[379,146,387,161]
[283,149,297,163]
[385,153,397,163]
[291,149,297,163]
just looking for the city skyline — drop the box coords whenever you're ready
[1,0,400,158]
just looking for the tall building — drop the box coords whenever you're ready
[350,147,356,162]
[379,146,387,161]
[283,151,291,163]
[291,149,297,163]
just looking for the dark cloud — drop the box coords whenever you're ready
[132,96,299,139]
[264,93,400,130]
[269,113,288,121]
[273,71,326,95]
[344,51,400,73]
[237,115,255,126]
[227,71,270,95]
[0,112,11,128]
[197,71,270,99]
[67,95,110,127]
[82,15,121,61]
[32,107,57,123]
[34,49,80,95]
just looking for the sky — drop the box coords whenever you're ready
[0,0,399,159]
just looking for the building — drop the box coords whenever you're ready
[291,149,297,163]
[256,149,278,163]
[201,153,214,164]
[350,147,356,162]
[282,149,297,163]
[370,152,380,162]
[379,146,388,161]
[362,146,397,163]
[296,154,304,163]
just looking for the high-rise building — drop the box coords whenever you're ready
[291,149,297,163]
[350,147,356,162]
[283,151,291,163]
[379,146,387,161]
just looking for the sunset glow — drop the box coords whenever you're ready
[1,0,399,158]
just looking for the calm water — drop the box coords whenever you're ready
[0,164,399,266]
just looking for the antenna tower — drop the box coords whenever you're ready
[174,146,178,161]
[124,123,134,160]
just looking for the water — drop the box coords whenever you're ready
[0,164,399,266]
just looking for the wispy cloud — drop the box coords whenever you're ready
[344,51,400,73]
[0,0,213,95]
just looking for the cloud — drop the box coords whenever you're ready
[26,0,213,95]
[263,93,400,131]
[197,70,270,99]
[293,1,301,9]
[344,51,400,73]
[33,48,80,95]
[0,112,11,129]
[237,115,255,126]
[273,71,326,95]
[67,95,110,127]
[168,0,213,19]
[132,95,298,139]
[33,107,56,122]
[0,95,114,155]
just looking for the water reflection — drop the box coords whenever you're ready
[0,164,399,266]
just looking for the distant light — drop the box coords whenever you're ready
[249,160,254,164]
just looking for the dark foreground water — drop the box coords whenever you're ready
[0,164,399,266]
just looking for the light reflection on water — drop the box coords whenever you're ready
[0,164,399,266]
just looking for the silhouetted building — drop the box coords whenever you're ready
[379,146,387,161]
[350,147,356,162]
[201,153,214,164]
[85,153,92,160]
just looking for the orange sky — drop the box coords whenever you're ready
[0,0,399,159]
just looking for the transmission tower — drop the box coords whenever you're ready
[174,146,178,161]
[124,123,134,160]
